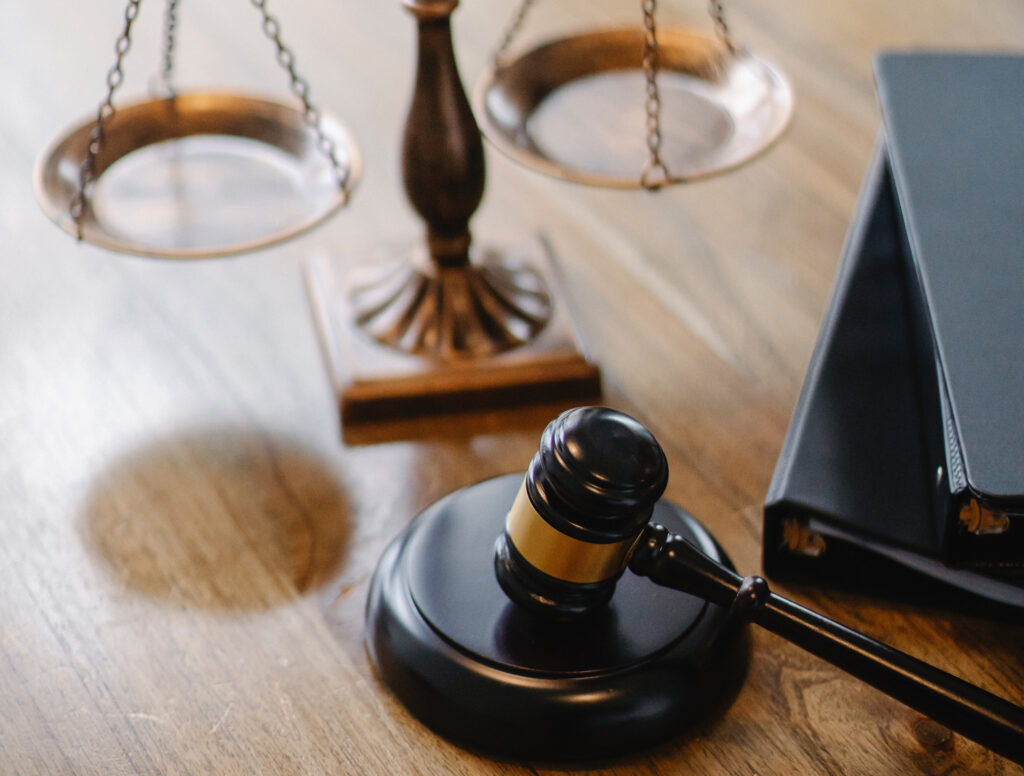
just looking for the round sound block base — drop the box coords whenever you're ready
[365,474,750,760]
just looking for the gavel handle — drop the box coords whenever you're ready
[629,523,1024,765]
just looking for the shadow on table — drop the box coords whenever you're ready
[81,427,351,611]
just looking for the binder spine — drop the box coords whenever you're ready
[889,164,949,556]
[763,138,889,579]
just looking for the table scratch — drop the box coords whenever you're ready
[208,703,234,735]
[110,712,170,725]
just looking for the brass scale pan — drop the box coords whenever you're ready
[35,91,361,259]
[474,27,792,188]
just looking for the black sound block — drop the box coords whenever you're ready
[365,473,750,760]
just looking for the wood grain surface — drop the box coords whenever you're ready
[2,0,1022,773]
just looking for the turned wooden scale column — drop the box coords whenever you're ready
[402,0,485,273]
[306,0,599,425]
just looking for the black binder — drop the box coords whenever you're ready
[763,53,1024,613]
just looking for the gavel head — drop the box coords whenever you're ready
[494,406,668,619]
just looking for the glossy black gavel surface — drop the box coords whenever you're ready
[367,407,1024,763]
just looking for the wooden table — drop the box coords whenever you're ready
[3,1,1022,773]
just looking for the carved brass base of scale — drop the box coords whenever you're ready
[305,237,600,424]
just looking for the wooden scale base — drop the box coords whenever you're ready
[365,473,749,761]
[305,239,600,424]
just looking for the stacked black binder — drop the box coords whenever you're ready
[764,53,1024,613]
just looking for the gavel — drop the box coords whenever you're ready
[366,407,1024,763]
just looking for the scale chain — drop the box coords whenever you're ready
[250,0,352,200]
[158,0,181,97]
[642,0,736,188]
[641,0,670,190]
[71,0,142,238]
[708,0,737,53]
[492,0,537,67]
[494,0,736,189]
